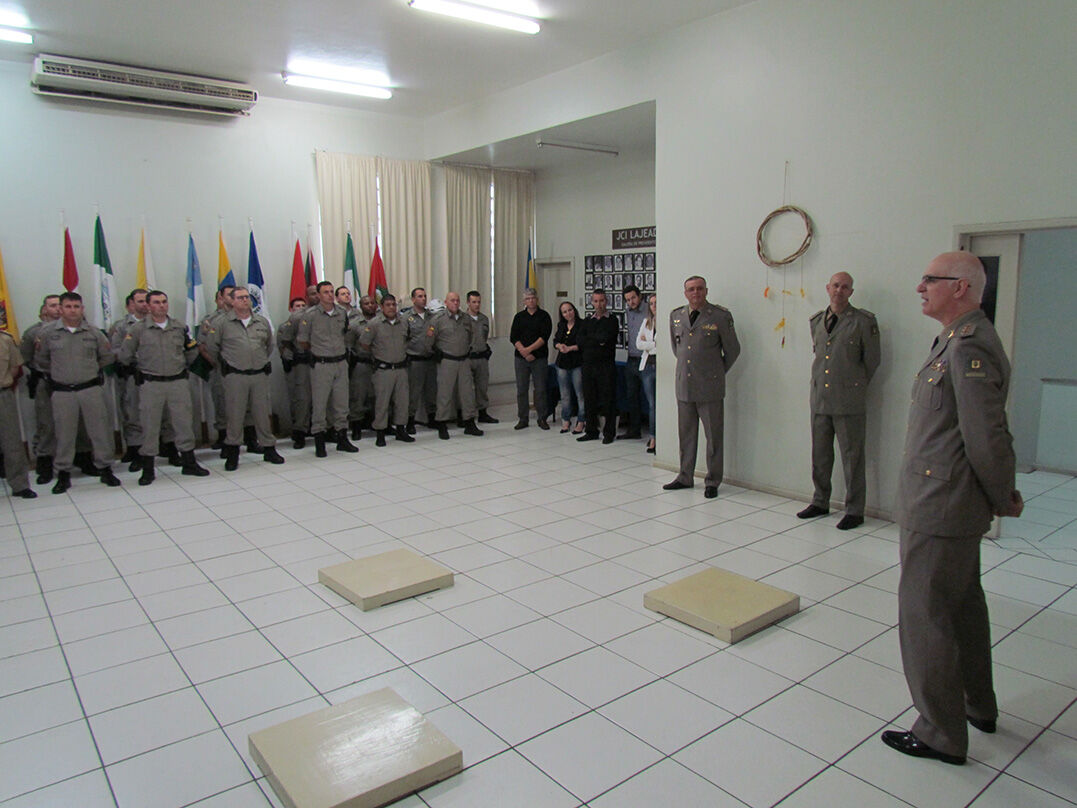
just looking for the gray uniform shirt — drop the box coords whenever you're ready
[35,321,113,384]
[405,310,432,357]
[809,304,881,415]
[20,320,49,368]
[347,314,378,358]
[359,317,408,364]
[425,312,473,357]
[118,317,196,375]
[895,309,1016,538]
[109,313,141,353]
[669,302,740,402]
[468,312,491,355]
[297,304,348,357]
[203,312,273,370]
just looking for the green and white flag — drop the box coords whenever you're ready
[344,231,360,300]
[91,215,119,329]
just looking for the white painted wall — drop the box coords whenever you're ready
[424,0,1077,517]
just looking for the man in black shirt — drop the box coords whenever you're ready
[509,288,553,429]
[578,289,619,444]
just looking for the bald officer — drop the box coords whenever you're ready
[881,252,1023,766]
[425,292,482,440]
[663,275,740,499]
[797,272,881,530]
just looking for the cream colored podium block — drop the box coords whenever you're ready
[249,687,463,808]
[319,549,453,611]
[644,567,799,643]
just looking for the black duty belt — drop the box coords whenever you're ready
[221,362,271,377]
[469,349,492,360]
[352,356,374,365]
[375,360,409,370]
[440,352,469,361]
[47,375,103,393]
[407,354,433,362]
[137,369,189,384]
[313,354,347,364]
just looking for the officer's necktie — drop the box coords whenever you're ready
[689,310,699,327]
[825,310,837,333]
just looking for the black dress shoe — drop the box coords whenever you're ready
[477,410,499,424]
[577,433,599,442]
[968,716,997,733]
[797,504,829,519]
[514,420,528,430]
[704,486,718,498]
[601,434,614,444]
[52,471,71,495]
[663,480,691,490]
[13,488,37,499]
[99,467,122,487]
[836,514,865,531]
[880,731,965,765]
[262,447,286,465]
[537,419,550,430]
[616,431,642,440]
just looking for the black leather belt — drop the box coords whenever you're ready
[221,362,270,376]
[48,375,103,393]
[441,352,468,361]
[407,355,433,362]
[313,354,347,364]
[376,360,409,370]
[138,369,189,384]
[469,349,492,360]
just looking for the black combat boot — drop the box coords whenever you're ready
[463,419,483,437]
[437,421,450,440]
[336,430,358,453]
[375,430,387,447]
[35,455,53,484]
[243,426,263,454]
[291,430,306,449]
[126,446,143,473]
[99,467,122,487]
[181,450,210,477]
[52,470,71,494]
[211,430,226,450]
[138,456,155,486]
[395,425,415,443]
[224,444,240,471]
[314,432,328,458]
[162,442,182,467]
[74,452,99,476]
[262,446,285,464]
[478,409,499,424]
[350,420,362,440]
[406,417,416,435]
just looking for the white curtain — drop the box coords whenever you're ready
[493,169,534,335]
[314,151,378,292]
[379,158,432,301]
[445,165,492,316]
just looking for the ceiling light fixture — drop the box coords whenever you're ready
[408,0,540,35]
[0,26,32,44]
[536,138,618,157]
[282,73,392,100]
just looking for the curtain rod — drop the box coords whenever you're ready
[434,160,534,175]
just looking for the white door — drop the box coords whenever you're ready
[537,260,576,315]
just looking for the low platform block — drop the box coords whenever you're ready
[644,567,799,644]
[249,687,463,808]
[319,549,453,611]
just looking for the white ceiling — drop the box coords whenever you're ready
[3,0,745,119]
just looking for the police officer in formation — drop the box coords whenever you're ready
[346,294,379,439]
[34,292,121,492]
[202,287,285,470]
[358,294,414,446]
[797,272,881,530]
[117,291,210,484]
[465,290,498,425]
[425,291,483,439]
[109,288,149,467]
[199,285,235,450]
[20,294,61,483]
[296,281,357,457]
[0,327,35,498]
[278,294,311,447]
[404,287,437,433]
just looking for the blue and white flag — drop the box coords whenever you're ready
[185,233,205,336]
[246,230,272,329]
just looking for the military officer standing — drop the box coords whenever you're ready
[203,288,285,470]
[199,285,235,450]
[0,329,35,498]
[797,272,881,530]
[278,296,310,448]
[881,252,1023,766]
[296,281,357,457]
[404,287,437,433]
[358,294,414,447]
[35,292,121,492]
[425,292,482,439]
[346,294,379,440]
[465,291,498,424]
[663,275,740,499]
[118,291,209,485]
[20,294,61,483]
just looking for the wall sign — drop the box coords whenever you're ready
[612,226,656,250]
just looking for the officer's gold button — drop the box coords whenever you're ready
[824,370,829,374]
[824,383,829,388]
[825,355,829,359]
[925,469,932,476]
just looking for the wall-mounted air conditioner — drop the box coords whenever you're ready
[30,54,257,116]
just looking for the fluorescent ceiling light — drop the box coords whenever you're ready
[0,26,31,44]
[282,73,392,99]
[408,0,540,34]
[286,58,390,88]
[0,9,30,28]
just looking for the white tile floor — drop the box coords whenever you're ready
[2,411,1076,807]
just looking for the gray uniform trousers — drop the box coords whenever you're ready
[117,375,142,445]
[349,361,374,421]
[0,388,30,492]
[208,368,227,431]
[373,367,408,430]
[52,386,113,471]
[408,358,437,419]
[287,363,312,433]
[469,357,490,410]
[32,386,56,457]
[676,398,724,488]
[898,528,996,758]
[311,360,349,433]
[139,379,196,456]
[810,413,867,516]
[224,373,275,447]
[436,358,477,421]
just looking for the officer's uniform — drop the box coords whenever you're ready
[109,313,143,450]
[199,307,228,436]
[118,317,199,461]
[405,308,436,425]
[296,303,350,437]
[347,313,378,427]
[358,316,409,431]
[35,320,115,473]
[277,309,312,438]
[467,310,494,415]
[894,308,1015,759]
[20,319,56,465]
[203,311,276,451]
[0,331,32,495]
[426,311,477,423]
[807,304,881,516]
[669,302,740,487]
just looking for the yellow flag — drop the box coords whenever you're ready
[135,228,158,290]
[0,246,18,339]
[217,231,235,289]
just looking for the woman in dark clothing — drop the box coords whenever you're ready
[552,301,585,434]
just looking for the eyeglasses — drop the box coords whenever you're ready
[920,275,964,285]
